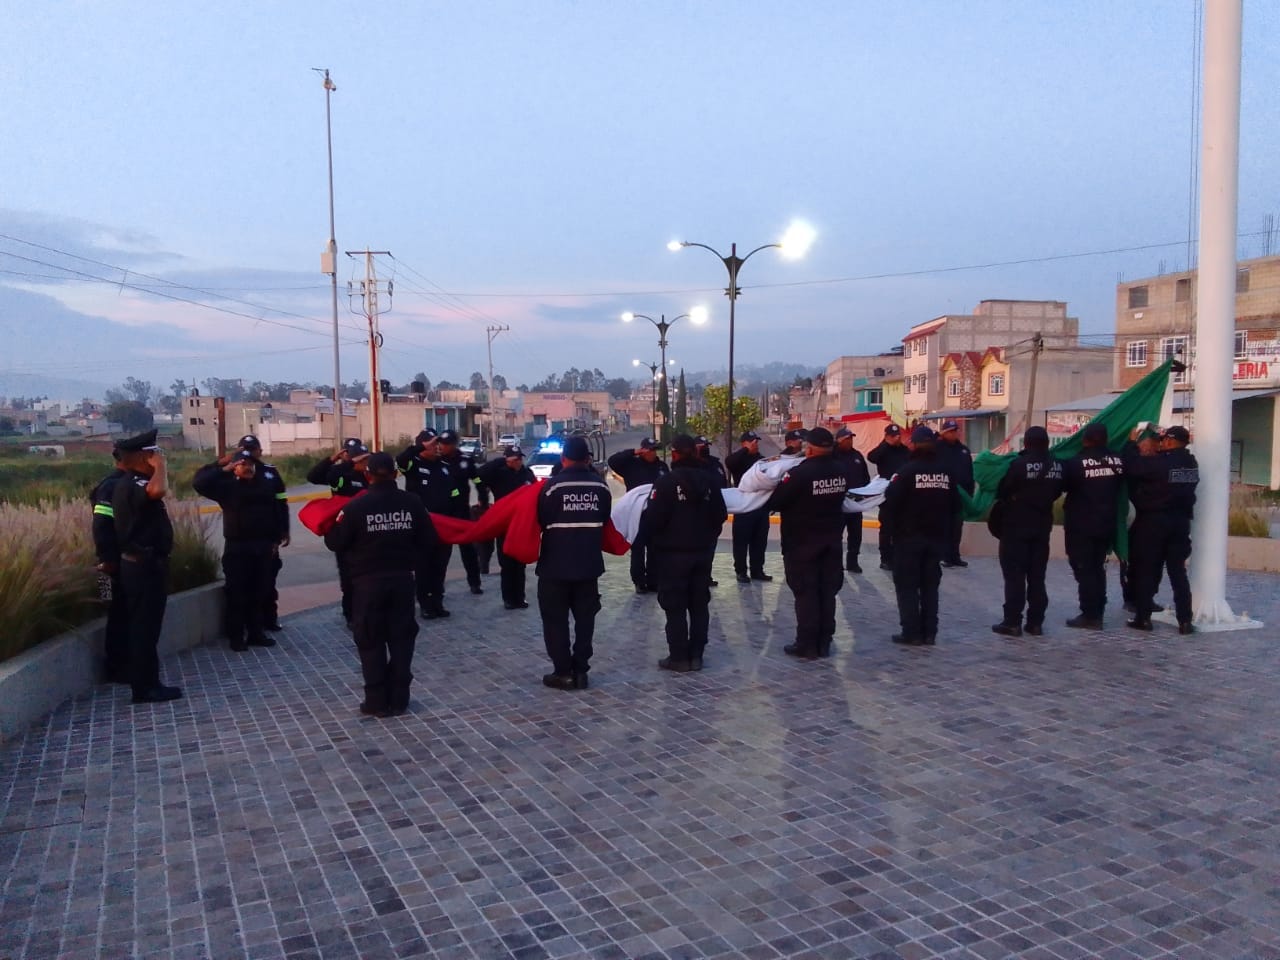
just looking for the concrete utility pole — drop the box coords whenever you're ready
[1023,332,1044,435]
[486,324,509,449]
[1190,0,1259,630]
[313,68,343,451]
[346,250,392,452]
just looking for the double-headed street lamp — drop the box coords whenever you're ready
[633,358,674,436]
[668,222,816,450]
[622,307,706,439]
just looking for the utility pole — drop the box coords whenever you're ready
[1023,332,1044,436]
[346,250,393,451]
[313,68,342,451]
[486,324,509,449]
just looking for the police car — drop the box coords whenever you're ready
[528,438,563,479]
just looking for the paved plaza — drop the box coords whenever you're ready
[1,552,1278,960]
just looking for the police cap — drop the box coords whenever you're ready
[238,434,261,450]
[563,436,591,461]
[940,419,959,433]
[115,429,159,453]
[885,424,902,436]
[638,438,658,450]
[834,427,854,441]
[416,429,438,444]
[910,425,936,444]
[1024,426,1050,448]
[806,427,835,448]
[502,445,525,458]
[784,428,808,443]
[670,434,698,456]
[343,437,365,455]
[366,452,397,476]
[231,450,256,464]
[739,431,760,443]
[437,429,460,445]
[1162,425,1191,444]
[1081,422,1108,445]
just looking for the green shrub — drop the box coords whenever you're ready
[1228,487,1272,539]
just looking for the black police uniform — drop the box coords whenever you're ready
[1123,444,1199,626]
[833,444,871,571]
[536,464,611,684]
[608,449,669,591]
[764,454,849,657]
[440,444,487,592]
[994,451,1064,632]
[477,455,537,607]
[331,482,435,714]
[883,452,961,643]
[248,455,289,628]
[91,466,131,681]
[868,437,910,566]
[112,469,175,699]
[936,437,975,565]
[395,445,460,617]
[725,445,770,580]
[307,454,370,623]
[194,461,288,650]
[647,460,728,668]
[1061,448,1124,622]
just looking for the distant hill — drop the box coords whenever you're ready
[679,361,824,389]
[0,372,111,405]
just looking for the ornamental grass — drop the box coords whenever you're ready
[0,499,218,663]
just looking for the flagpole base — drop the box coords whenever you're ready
[1152,600,1264,633]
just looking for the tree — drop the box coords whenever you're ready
[435,380,461,391]
[106,400,154,433]
[202,378,246,402]
[122,376,153,406]
[604,377,631,400]
[688,384,762,447]
[492,374,508,392]
[675,369,688,434]
[656,373,672,444]
[469,371,488,390]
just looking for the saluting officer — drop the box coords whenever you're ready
[331,452,436,717]
[307,437,371,627]
[111,430,182,704]
[764,427,849,660]
[436,430,487,595]
[1123,424,1199,634]
[477,445,537,609]
[833,427,870,573]
[1061,423,1124,629]
[236,434,289,630]
[935,419,974,568]
[726,431,772,584]
[90,445,130,683]
[883,426,960,646]
[868,423,909,570]
[194,450,288,651]
[608,438,669,594]
[992,426,1063,638]
[647,435,728,672]
[396,430,458,619]
[537,436,611,690]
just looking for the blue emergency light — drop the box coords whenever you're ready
[539,439,564,453]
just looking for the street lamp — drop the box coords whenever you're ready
[668,221,815,450]
[622,307,705,441]
[633,358,672,436]
[313,67,342,451]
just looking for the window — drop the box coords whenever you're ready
[947,377,961,397]
[988,373,1005,396]
[1175,278,1191,302]
[1237,269,1250,293]
[918,375,928,394]
[1128,286,1149,309]
[866,389,883,406]
[1235,331,1248,360]
[1126,340,1148,368]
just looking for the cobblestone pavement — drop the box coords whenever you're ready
[2,551,1278,960]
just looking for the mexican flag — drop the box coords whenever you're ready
[963,358,1176,559]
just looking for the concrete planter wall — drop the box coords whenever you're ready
[0,583,225,743]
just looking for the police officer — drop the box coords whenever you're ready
[236,435,289,630]
[992,426,1063,637]
[1119,429,1167,613]
[90,445,130,683]
[307,437,371,626]
[935,419,974,568]
[647,435,728,672]
[780,428,807,457]
[477,445,537,609]
[111,430,182,704]
[537,436,611,690]
[883,426,960,645]
[1123,424,1199,634]
[331,452,436,717]
[436,429,487,595]
[833,427,870,573]
[764,427,849,660]
[867,424,909,570]
[608,438,669,593]
[395,430,457,619]
[1061,423,1124,629]
[194,450,287,651]
[694,436,728,586]
[726,431,772,583]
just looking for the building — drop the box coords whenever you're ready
[822,353,902,417]
[1114,254,1280,390]
[902,300,1080,415]
[880,376,905,426]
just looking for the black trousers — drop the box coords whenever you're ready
[893,537,943,640]
[416,541,454,610]
[496,536,527,605]
[263,551,282,625]
[945,512,965,564]
[843,514,864,568]
[351,573,418,712]
[102,572,130,677]
[782,537,843,654]
[459,542,482,588]
[119,556,169,696]
[223,540,274,645]
[538,577,600,676]
[1130,514,1192,623]
[630,511,658,589]
[732,508,770,576]
[336,551,353,621]
[999,533,1051,627]
[477,538,494,574]
[1066,528,1110,619]
[878,506,895,564]
[656,551,713,662]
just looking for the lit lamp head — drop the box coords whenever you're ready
[667,240,685,252]
[621,312,635,323]
[779,221,816,260]
[688,306,708,325]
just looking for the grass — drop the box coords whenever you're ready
[1228,486,1272,538]
[0,499,219,663]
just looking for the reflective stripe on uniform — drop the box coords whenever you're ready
[93,504,114,517]
[275,493,288,500]
[545,522,604,530]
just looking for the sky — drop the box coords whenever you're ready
[2,0,1278,402]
